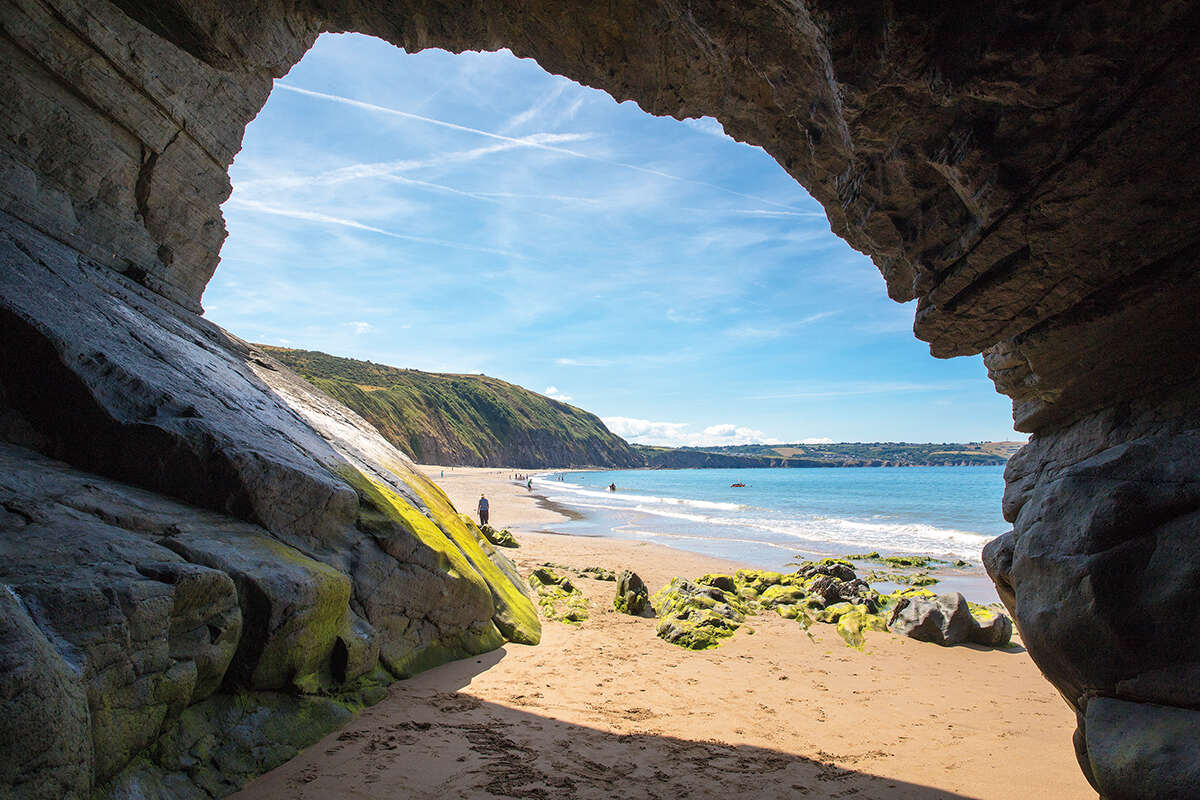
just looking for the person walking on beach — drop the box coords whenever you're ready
[527,478,532,491]
[477,493,490,526]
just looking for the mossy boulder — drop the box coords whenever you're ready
[528,568,589,624]
[836,609,889,649]
[881,555,940,568]
[968,602,1014,646]
[652,578,747,650]
[696,573,737,593]
[897,572,939,587]
[759,583,807,608]
[479,524,519,548]
[793,558,857,582]
[816,601,867,624]
[581,566,617,581]
[613,570,649,615]
[733,569,788,596]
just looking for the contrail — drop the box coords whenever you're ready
[273,82,812,212]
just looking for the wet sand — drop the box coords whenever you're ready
[232,466,1095,800]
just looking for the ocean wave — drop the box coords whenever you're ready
[538,482,743,512]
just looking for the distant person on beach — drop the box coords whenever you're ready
[477,494,489,525]
[527,479,532,491]
[609,482,617,492]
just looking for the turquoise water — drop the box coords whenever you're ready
[531,466,1008,573]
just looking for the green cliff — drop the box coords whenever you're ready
[260,346,640,468]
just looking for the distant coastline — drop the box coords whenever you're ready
[633,440,1024,470]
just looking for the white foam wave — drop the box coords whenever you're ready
[534,473,996,561]
[539,482,742,512]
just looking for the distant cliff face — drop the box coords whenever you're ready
[263,347,641,469]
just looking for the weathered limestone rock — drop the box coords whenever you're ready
[0,587,92,799]
[2,0,1199,793]
[613,570,649,616]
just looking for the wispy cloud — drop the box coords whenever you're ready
[224,197,529,260]
[746,381,975,400]
[730,209,827,219]
[724,311,837,340]
[235,134,592,194]
[555,357,613,367]
[501,82,567,133]
[274,82,807,211]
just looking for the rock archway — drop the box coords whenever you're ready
[1,1,1198,797]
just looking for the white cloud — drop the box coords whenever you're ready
[724,311,837,340]
[501,82,567,133]
[555,357,613,367]
[602,417,781,448]
[223,197,528,259]
[544,385,573,402]
[349,321,371,335]
[682,116,733,141]
[799,437,834,444]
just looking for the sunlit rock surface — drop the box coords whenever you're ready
[1,0,1198,795]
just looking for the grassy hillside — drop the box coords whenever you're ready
[260,346,640,469]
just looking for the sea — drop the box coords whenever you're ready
[530,466,1009,602]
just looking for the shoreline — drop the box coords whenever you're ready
[431,465,1001,604]
[232,463,1092,799]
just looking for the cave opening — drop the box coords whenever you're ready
[2,4,1198,797]
[204,33,1015,448]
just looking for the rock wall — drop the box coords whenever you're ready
[1,0,1197,797]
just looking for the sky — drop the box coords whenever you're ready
[203,33,1019,446]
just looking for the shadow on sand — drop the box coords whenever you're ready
[233,648,976,800]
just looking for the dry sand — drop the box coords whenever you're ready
[233,466,1095,800]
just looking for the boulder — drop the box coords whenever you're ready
[968,604,1013,647]
[528,569,588,624]
[613,570,649,616]
[836,610,889,650]
[1085,697,1200,800]
[887,593,977,646]
[479,524,519,548]
[652,578,746,650]
[580,566,617,581]
[758,584,807,608]
[696,573,737,593]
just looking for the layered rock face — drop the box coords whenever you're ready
[1,0,1197,797]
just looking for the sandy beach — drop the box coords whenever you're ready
[233,466,1095,800]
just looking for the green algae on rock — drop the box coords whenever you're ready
[340,465,540,662]
[836,609,890,650]
[651,578,748,650]
[580,566,617,581]
[479,524,519,548]
[528,568,589,624]
[613,570,650,615]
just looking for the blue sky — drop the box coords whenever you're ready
[203,33,1018,446]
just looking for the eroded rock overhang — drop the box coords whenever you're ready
[1,1,1198,797]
